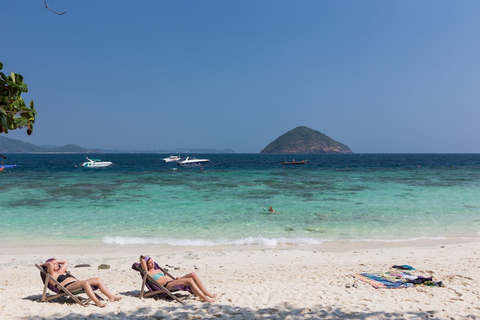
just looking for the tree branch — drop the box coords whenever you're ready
[44,0,66,15]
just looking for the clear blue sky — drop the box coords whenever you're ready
[3,1,480,153]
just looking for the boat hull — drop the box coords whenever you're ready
[176,157,210,167]
[281,160,309,165]
[82,162,112,168]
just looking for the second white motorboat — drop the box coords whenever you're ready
[177,156,210,167]
[162,155,182,163]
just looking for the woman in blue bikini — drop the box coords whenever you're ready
[43,258,122,307]
[140,255,216,302]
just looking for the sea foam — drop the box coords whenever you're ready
[102,235,323,246]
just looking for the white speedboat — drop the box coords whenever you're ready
[162,155,182,163]
[81,157,113,168]
[177,156,210,167]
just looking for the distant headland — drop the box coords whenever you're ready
[0,136,235,154]
[261,126,352,154]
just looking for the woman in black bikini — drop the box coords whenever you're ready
[140,255,216,302]
[43,258,121,308]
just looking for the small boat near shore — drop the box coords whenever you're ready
[80,157,113,168]
[0,164,19,172]
[177,156,210,167]
[162,155,182,163]
[281,159,309,165]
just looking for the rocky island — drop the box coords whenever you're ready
[261,126,352,154]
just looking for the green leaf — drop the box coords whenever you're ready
[15,118,27,127]
[11,100,20,109]
[16,73,24,84]
[0,113,7,130]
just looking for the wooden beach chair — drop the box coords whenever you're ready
[131,262,190,303]
[35,264,102,307]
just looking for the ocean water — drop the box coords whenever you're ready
[1,153,480,247]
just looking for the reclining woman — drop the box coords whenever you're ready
[43,258,122,308]
[140,255,216,302]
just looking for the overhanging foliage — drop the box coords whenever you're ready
[0,62,37,135]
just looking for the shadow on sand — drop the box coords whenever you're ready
[22,300,449,320]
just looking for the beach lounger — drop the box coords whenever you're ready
[131,262,190,303]
[35,264,102,307]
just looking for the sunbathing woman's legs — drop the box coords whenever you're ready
[179,272,216,299]
[66,278,121,307]
[166,276,215,302]
[65,280,107,308]
[85,277,122,302]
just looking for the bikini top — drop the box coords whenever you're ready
[152,272,165,281]
[57,273,75,283]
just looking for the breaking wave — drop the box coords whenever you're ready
[102,235,323,246]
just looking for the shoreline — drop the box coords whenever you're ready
[1,239,479,319]
[2,236,479,262]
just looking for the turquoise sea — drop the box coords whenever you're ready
[1,153,480,247]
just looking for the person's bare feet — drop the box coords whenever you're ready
[206,291,216,298]
[96,301,107,308]
[110,295,122,302]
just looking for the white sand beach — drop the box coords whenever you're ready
[1,239,479,319]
